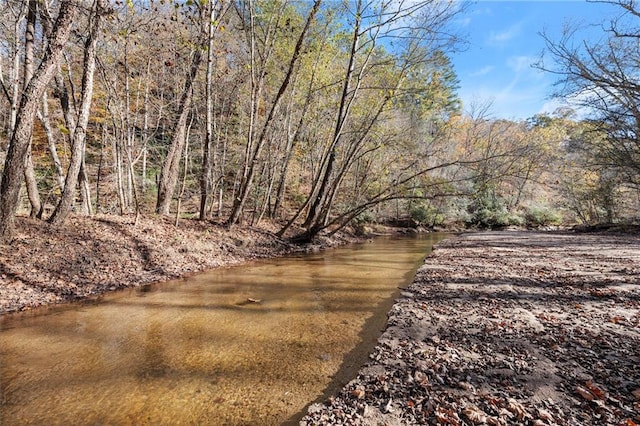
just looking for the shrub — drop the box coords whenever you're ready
[409,202,444,227]
[524,206,563,227]
[355,211,375,224]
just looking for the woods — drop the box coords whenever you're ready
[0,0,639,244]
[1,3,639,424]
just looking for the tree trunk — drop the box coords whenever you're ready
[0,0,78,243]
[79,158,93,215]
[6,3,26,148]
[23,0,43,218]
[226,0,322,226]
[24,153,42,218]
[50,0,107,225]
[114,129,126,215]
[175,117,194,227]
[303,0,363,230]
[303,148,335,228]
[141,59,152,192]
[37,92,66,191]
[272,69,311,219]
[156,49,202,215]
[95,125,106,212]
[200,0,216,220]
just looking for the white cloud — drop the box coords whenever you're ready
[455,16,472,27]
[456,51,554,120]
[488,23,522,44]
[538,89,599,118]
[507,55,535,73]
[469,65,495,77]
[539,98,566,115]
[459,73,554,120]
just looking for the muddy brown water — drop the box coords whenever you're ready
[0,233,446,425]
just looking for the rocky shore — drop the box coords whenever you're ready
[301,231,640,425]
[0,214,357,315]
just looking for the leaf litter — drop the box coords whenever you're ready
[0,215,355,315]
[301,230,640,425]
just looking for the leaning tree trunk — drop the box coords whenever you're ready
[0,0,78,243]
[226,0,322,226]
[156,50,202,216]
[302,0,362,231]
[49,0,107,225]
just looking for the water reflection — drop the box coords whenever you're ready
[0,234,446,425]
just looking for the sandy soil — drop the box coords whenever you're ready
[301,231,640,426]
[0,214,356,315]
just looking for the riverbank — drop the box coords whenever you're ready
[301,231,640,425]
[0,214,362,315]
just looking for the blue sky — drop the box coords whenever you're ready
[451,1,623,120]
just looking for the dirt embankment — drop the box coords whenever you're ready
[301,231,640,426]
[0,214,358,315]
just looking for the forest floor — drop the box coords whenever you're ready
[301,230,640,426]
[0,214,360,315]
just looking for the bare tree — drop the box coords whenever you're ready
[155,48,203,215]
[49,0,110,225]
[22,0,43,218]
[0,0,78,243]
[199,0,231,220]
[199,0,218,220]
[538,0,640,188]
[279,0,465,240]
[225,0,322,226]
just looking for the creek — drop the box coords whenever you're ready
[0,233,446,425]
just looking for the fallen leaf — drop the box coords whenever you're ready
[384,398,394,413]
[507,398,527,420]
[576,385,595,401]
[463,405,488,424]
[459,381,476,393]
[414,370,429,387]
[486,417,502,426]
[537,408,554,422]
[585,381,606,400]
[498,407,513,418]
[435,406,460,426]
[632,388,640,401]
[350,387,365,399]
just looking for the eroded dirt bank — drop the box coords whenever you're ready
[0,214,357,315]
[301,231,640,425]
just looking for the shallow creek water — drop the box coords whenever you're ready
[0,233,446,425]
